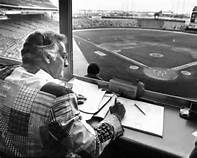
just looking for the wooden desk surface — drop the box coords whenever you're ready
[121,105,197,158]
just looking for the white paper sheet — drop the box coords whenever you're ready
[69,78,106,114]
[96,96,164,137]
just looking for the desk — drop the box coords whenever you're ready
[115,105,197,158]
[72,77,197,157]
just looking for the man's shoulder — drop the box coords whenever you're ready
[40,82,73,97]
[0,64,20,80]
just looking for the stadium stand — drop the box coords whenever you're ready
[0,0,57,9]
[73,17,185,30]
[0,0,58,61]
[0,15,59,60]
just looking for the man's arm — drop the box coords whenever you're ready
[40,82,125,158]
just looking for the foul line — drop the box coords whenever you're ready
[74,34,197,72]
[74,35,148,68]
[171,61,197,71]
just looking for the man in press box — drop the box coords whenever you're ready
[0,31,126,158]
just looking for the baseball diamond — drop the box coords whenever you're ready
[73,28,197,98]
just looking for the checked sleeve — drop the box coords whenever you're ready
[94,123,114,143]
[48,90,123,158]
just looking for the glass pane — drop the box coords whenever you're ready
[73,0,197,98]
[0,0,59,60]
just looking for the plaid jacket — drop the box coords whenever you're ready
[0,66,123,158]
[0,79,55,157]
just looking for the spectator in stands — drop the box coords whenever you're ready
[0,31,125,158]
[85,62,103,80]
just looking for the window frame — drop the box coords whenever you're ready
[59,0,104,85]
[59,0,73,81]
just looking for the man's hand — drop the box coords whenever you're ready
[76,94,87,105]
[109,99,126,121]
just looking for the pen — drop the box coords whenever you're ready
[134,103,146,116]
[115,97,117,104]
[105,96,117,117]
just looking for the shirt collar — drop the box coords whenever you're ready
[35,69,66,86]
[35,69,54,81]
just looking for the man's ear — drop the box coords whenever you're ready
[43,52,53,64]
[42,44,59,64]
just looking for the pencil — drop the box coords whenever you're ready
[134,104,146,115]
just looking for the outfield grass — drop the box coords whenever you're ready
[73,28,197,98]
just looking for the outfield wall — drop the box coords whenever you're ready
[137,18,185,30]
[73,17,186,31]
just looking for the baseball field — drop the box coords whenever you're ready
[73,28,197,98]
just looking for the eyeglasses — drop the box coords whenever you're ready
[63,51,69,66]
[58,42,68,63]
[63,51,68,60]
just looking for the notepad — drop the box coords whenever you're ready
[69,78,106,120]
[96,96,164,137]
